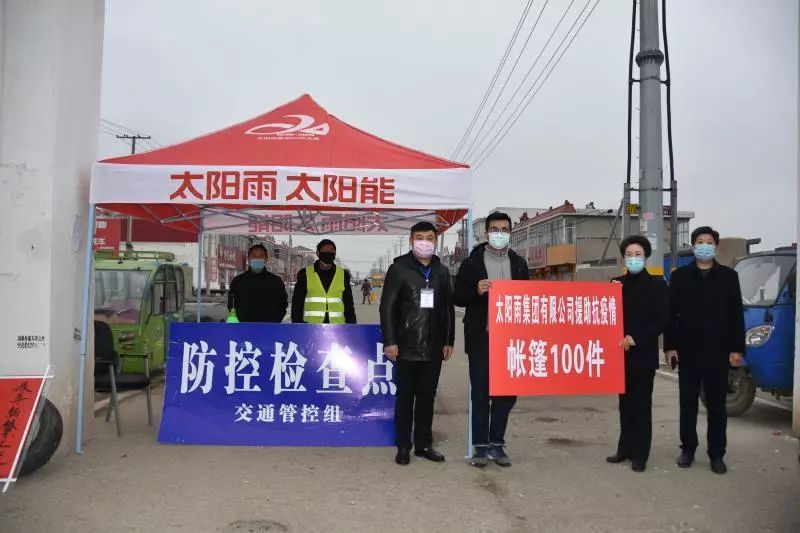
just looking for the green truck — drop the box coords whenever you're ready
[93,250,188,373]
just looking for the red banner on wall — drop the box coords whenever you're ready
[489,281,625,396]
[0,376,46,491]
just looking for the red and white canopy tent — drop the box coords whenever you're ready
[76,94,474,451]
[91,94,471,236]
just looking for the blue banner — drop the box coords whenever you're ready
[158,323,396,446]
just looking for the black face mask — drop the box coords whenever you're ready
[319,252,336,265]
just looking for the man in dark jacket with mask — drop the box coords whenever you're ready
[227,244,288,323]
[380,221,455,466]
[453,212,530,468]
[664,226,745,475]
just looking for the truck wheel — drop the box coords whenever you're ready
[700,368,756,417]
[19,399,63,477]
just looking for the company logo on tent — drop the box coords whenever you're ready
[245,114,330,138]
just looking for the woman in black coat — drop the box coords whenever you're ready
[606,235,669,472]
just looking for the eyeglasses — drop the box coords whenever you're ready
[488,228,510,235]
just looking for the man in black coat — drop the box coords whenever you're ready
[606,235,669,473]
[380,221,455,466]
[453,212,530,468]
[227,244,288,323]
[664,226,745,475]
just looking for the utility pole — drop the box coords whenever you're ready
[117,134,151,248]
[636,0,665,273]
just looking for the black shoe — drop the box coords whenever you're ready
[490,445,512,467]
[395,447,411,465]
[676,451,694,468]
[606,453,628,464]
[414,447,445,462]
[631,460,646,473]
[710,458,728,475]
[471,448,489,469]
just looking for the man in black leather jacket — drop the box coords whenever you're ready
[380,221,455,466]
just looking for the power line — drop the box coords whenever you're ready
[450,0,535,160]
[474,0,601,169]
[100,118,148,138]
[466,0,580,161]
[460,0,551,161]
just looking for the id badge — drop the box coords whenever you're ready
[420,288,435,309]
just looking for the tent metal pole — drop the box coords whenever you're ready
[466,208,475,459]
[196,228,204,323]
[76,203,96,454]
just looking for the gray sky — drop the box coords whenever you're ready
[99,0,798,272]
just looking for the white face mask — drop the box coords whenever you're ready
[488,231,510,250]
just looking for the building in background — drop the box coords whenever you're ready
[93,216,320,293]
[509,201,695,280]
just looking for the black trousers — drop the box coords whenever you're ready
[679,364,728,459]
[468,342,517,448]
[394,359,443,449]
[616,365,656,462]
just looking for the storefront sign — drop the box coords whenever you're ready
[159,323,396,446]
[528,244,547,269]
[93,218,122,251]
[489,281,624,396]
[217,245,243,270]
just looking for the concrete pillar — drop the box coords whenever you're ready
[0,0,105,452]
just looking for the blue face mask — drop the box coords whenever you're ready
[488,231,510,250]
[693,243,716,261]
[250,259,266,272]
[625,257,646,274]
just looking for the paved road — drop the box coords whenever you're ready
[2,302,798,533]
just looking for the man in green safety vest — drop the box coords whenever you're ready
[291,239,357,324]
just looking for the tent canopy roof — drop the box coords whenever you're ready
[102,94,468,170]
[93,94,471,236]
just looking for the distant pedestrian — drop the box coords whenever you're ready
[380,221,455,466]
[665,226,745,475]
[606,235,669,473]
[361,278,373,304]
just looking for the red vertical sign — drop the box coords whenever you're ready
[489,281,625,396]
[0,377,46,489]
[93,218,122,251]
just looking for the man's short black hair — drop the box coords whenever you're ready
[316,239,336,252]
[410,221,437,235]
[485,212,513,231]
[248,244,268,257]
[691,226,720,245]
[619,235,652,258]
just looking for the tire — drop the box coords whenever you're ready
[700,368,756,418]
[19,399,63,477]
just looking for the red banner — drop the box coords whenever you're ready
[489,281,625,396]
[93,218,122,251]
[0,377,46,488]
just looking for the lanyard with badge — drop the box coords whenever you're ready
[419,264,435,309]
